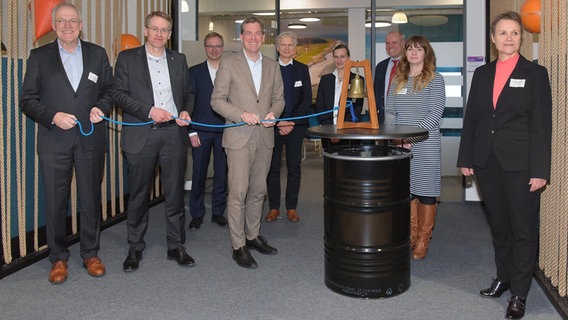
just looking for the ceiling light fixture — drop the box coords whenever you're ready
[365,21,392,28]
[391,11,408,24]
[300,17,320,22]
[253,12,275,16]
[234,19,244,24]
[409,15,449,27]
[288,23,307,29]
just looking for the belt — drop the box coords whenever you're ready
[150,119,176,129]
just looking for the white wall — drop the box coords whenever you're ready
[462,0,486,201]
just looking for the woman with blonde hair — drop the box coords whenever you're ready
[385,35,445,260]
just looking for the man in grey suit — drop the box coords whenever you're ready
[113,11,195,272]
[20,3,113,284]
[211,16,285,269]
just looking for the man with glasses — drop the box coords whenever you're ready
[113,11,195,272]
[187,32,228,231]
[20,2,113,284]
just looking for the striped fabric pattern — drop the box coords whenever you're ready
[385,73,446,197]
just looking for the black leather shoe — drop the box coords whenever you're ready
[506,296,526,319]
[123,250,142,272]
[232,247,257,269]
[211,215,228,226]
[480,279,510,298]
[167,247,195,266]
[189,217,202,230]
[246,236,277,255]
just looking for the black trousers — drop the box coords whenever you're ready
[267,124,307,210]
[124,126,187,252]
[475,150,540,297]
[39,139,104,263]
[189,131,227,218]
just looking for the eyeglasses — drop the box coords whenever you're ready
[205,45,223,50]
[54,18,81,26]
[146,26,171,34]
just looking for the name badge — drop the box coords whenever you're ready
[509,78,525,88]
[88,72,98,83]
[294,80,302,87]
[398,88,408,95]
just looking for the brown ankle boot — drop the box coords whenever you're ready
[409,198,419,250]
[265,209,280,222]
[413,203,437,260]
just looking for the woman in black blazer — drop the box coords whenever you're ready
[315,44,363,148]
[457,11,552,320]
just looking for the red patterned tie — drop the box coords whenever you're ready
[387,59,398,94]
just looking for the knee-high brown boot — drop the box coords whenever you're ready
[410,198,419,250]
[413,203,437,260]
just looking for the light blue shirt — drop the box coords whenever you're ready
[244,49,262,95]
[146,49,177,117]
[58,39,83,92]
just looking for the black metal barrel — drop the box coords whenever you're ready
[323,144,411,298]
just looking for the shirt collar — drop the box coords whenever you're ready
[279,58,293,67]
[57,39,81,53]
[243,49,263,63]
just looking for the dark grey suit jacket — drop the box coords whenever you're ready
[113,45,194,154]
[20,39,113,153]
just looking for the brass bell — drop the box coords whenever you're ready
[347,72,367,98]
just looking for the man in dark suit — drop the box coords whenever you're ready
[265,31,312,223]
[211,16,285,269]
[187,32,228,230]
[20,3,112,284]
[373,31,405,124]
[113,11,195,272]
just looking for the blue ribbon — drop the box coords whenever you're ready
[74,101,356,136]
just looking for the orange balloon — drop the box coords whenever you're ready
[520,0,541,33]
[33,0,65,42]
[120,34,141,52]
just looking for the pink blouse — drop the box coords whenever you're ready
[493,53,520,108]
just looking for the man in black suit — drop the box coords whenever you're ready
[20,3,113,284]
[113,11,195,272]
[373,31,405,124]
[187,32,228,230]
[265,31,312,223]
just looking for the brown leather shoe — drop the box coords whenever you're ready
[287,209,300,222]
[49,260,68,284]
[83,256,106,277]
[265,209,280,222]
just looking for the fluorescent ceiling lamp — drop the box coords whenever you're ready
[288,23,307,29]
[300,17,320,22]
[365,21,392,28]
[253,12,275,16]
[391,11,408,24]
[235,19,244,24]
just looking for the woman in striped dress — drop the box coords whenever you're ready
[384,35,445,260]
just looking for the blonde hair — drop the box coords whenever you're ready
[394,35,436,93]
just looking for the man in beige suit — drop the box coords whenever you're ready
[211,16,285,269]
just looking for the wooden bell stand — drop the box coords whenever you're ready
[336,59,379,129]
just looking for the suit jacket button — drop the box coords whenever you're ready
[491,130,495,134]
